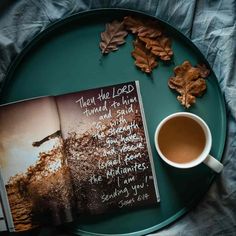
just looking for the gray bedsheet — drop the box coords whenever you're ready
[0,1,235,235]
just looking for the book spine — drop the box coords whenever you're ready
[0,170,15,232]
[135,81,160,202]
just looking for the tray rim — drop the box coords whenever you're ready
[0,8,227,236]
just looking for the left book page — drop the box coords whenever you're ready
[0,97,73,232]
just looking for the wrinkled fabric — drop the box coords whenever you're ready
[0,1,235,235]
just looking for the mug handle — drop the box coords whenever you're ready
[203,155,223,173]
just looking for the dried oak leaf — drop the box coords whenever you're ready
[123,16,143,34]
[196,63,210,78]
[100,20,128,54]
[124,16,162,38]
[139,36,173,61]
[132,39,158,74]
[168,61,207,108]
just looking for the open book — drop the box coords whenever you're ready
[0,81,160,232]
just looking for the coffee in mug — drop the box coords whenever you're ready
[158,116,206,164]
[154,112,223,173]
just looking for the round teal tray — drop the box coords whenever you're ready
[0,9,226,236]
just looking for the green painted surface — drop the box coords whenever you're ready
[0,9,226,236]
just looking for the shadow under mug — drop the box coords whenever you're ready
[154,112,223,173]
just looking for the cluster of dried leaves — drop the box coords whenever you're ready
[168,61,210,108]
[99,16,173,74]
[99,16,210,108]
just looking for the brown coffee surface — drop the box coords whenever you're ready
[158,116,206,163]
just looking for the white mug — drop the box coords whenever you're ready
[154,112,223,173]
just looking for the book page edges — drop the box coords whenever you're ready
[0,169,15,232]
[135,81,160,203]
[0,95,52,107]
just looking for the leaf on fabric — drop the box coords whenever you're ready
[168,61,207,108]
[132,39,158,74]
[139,36,173,61]
[100,20,128,54]
[124,16,162,38]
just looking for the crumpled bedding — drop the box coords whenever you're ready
[0,1,235,235]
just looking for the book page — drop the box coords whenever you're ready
[0,97,73,232]
[56,81,159,214]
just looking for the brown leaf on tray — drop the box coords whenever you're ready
[196,63,210,78]
[123,16,143,34]
[139,36,173,61]
[168,61,207,108]
[124,16,162,38]
[100,20,128,54]
[132,39,158,74]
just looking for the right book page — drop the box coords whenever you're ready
[56,81,160,214]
